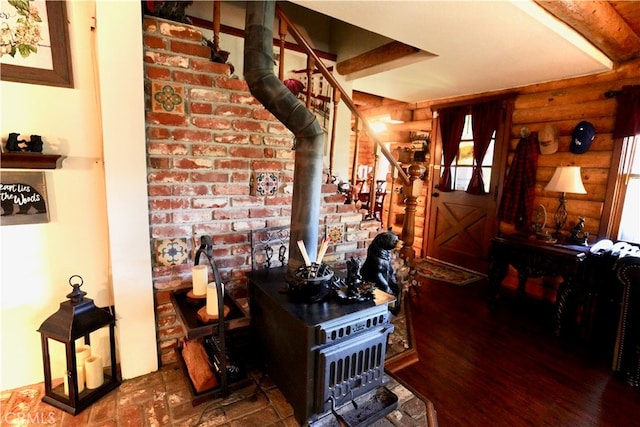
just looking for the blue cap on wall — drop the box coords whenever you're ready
[570,121,595,154]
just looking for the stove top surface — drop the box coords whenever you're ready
[247,267,394,327]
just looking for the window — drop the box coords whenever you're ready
[442,114,495,192]
[616,134,640,244]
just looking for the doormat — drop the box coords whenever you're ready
[414,258,485,286]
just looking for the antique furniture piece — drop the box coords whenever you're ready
[170,236,252,404]
[613,253,640,387]
[488,234,590,336]
[38,275,120,415]
[170,289,252,404]
[248,266,398,426]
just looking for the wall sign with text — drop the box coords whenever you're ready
[1,171,50,225]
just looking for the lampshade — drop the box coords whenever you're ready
[544,166,587,194]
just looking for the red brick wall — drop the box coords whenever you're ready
[142,17,382,365]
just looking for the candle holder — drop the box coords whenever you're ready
[38,275,120,415]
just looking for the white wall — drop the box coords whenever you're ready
[0,0,157,391]
[95,0,157,383]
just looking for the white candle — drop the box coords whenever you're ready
[76,344,91,364]
[75,345,91,386]
[192,265,208,296]
[206,282,224,316]
[85,355,104,389]
[63,366,85,396]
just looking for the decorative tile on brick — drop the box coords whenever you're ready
[252,172,279,196]
[326,224,345,244]
[155,238,189,266]
[152,82,185,114]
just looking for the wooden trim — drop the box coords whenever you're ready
[0,152,64,169]
[431,92,519,112]
[598,136,633,238]
[385,298,419,373]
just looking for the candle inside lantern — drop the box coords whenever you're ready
[63,366,85,396]
[85,355,104,389]
[192,265,208,296]
[206,282,224,316]
[75,344,91,386]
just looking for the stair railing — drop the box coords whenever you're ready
[275,6,419,260]
[275,5,409,186]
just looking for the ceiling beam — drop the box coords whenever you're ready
[336,41,423,77]
[352,91,384,108]
[535,0,640,63]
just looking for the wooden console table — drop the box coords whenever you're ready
[487,234,590,336]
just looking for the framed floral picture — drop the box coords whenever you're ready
[0,0,73,87]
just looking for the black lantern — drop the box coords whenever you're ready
[38,275,120,415]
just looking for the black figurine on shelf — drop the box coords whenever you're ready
[26,135,43,152]
[5,132,21,151]
[5,133,43,152]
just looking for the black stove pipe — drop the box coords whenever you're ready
[244,1,325,273]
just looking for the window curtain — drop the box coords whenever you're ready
[438,106,467,192]
[467,100,502,194]
[497,132,539,231]
[613,85,640,139]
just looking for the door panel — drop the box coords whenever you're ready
[425,99,513,274]
[427,182,494,273]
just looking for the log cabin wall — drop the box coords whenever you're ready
[357,59,640,246]
[357,101,430,255]
[510,60,640,238]
[142,16,382,365]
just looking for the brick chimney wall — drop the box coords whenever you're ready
[142,17,381,365]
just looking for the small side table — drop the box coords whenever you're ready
[487,234,590,336]
[170,288,252,405]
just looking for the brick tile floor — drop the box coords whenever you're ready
[0,365,436,426]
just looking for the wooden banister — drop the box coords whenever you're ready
[275,5,410,186]
[274,5,418,258]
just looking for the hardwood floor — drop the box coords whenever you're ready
[394,276,640,427]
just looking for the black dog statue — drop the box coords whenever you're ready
[361,231,400,295]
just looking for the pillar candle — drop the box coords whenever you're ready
[192,265,208,296]
[206,282,224,316]
[85,355,104,389]
[76,344,91,364]
[63,366,85,396]
[75,344,91,385]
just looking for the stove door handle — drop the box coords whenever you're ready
[329,396,352,427]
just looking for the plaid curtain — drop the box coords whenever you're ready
[497,133,539,231]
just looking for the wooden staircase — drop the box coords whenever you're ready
[274,5,423,261]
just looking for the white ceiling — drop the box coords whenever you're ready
[290,0,613,103]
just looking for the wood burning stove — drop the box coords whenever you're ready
[248,267,398,425]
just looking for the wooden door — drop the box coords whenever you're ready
[424,100,513,274]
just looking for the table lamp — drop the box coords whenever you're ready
[544,166,587,237]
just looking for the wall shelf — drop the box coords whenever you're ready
[0,152,64,169]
